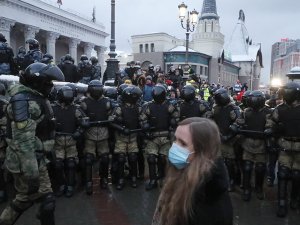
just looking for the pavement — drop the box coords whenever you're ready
[0,177,300,225]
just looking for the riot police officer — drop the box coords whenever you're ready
[80,80,112,194]
[0,63,64,225]
[15,46,27,72]
[0,33,14,75]
[211,88,240,191]
[146,64,155,78]
[178,85,210,120]
[266,82,300,217]
[24,38,43,68]
[0,83,8,203]
[140,85,179,190]
[41,53,54,65]
[58,54,79,83]
[110,86,142,189]
[77,55,93,84]
[124,61,136,81]
[239,90,251,110]
[234,91,272,201]
[90,56,101,80]
[52,86,86,197]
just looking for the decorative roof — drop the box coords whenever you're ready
[169,46,196,52]
[200,0,219,20]
[224,10,263,67]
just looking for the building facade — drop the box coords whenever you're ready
[270,39,300,84]
[0,0,108,64]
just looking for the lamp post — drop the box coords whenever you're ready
[178,2,198,72]
[104,0,119,81]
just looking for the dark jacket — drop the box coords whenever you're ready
[189,158,233,225]
[58,62,79,83]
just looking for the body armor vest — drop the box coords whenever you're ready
[214,105,234,135]
[149,102,170,131]
[244,108,267,132]
[83,97,108,122]
[121,105,139,130]
[53,104,77,133]
[278,104,300,138]
[180,101,201,120]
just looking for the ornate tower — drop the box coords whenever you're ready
[191,0,224,58]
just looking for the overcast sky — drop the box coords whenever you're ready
[58,0,300,84]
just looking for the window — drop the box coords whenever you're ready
[151,43,155,52]
[205,67,208,76]
[200,66,203,75]
[145,44,149,53]
[139,44,143,53]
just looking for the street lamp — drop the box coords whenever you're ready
[104,0,119,81]
[178,2,198,72]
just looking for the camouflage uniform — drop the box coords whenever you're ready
[0,84,55,225]
[52,102,86,196]
[0,97,8,201]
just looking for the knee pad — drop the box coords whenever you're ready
[54,159,64,170]
[255,162,266,173]
[66,158,76,169]
[118,153,126,163]
[278,166,290,180]
[99,153,109,164]
[128,153,138,163]
[85,153,94,166]
[147,154,157,164]
[291,169,300,181]
[243,160,254,172]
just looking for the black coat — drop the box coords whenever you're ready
[189,158,233,225]
[59,62,79,83]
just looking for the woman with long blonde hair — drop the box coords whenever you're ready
[152,117,233,225]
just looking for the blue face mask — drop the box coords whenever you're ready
[168,143,194,170]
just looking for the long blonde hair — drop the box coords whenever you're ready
[156,117,220,225]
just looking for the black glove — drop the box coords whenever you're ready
[123,128,130,135]
[264,129,273,137]
[229,124,239,134]
[142,123,150,132]
[26,177,40,195]
[80,117,90,128]
[72,130,82,140]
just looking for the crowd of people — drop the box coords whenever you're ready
[0,32,300,225]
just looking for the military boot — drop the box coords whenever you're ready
[99,154,109,190]
[116,154,126,190]
[54,159,65,197]
[65,158,76,197]
[225,158,236,192]
[290,170,300,210]
[242,161,253,201]
[255,163,266,200]
[128,153,138,188]
[146,155,157,191]
[85,154,94,195]
[157,154,166,187]
[277,166,289,218]
[0,167,6,203]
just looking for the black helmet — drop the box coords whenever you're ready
[80,55,88,61]
[148,64,154,70]
[0,83,6,96]
[241,90,251,107]
[0,33,6,42]
[18,46,26,54]
[65,83,78,97]
[57,86,75,105]
[181,85,196,102]
[104,87,118,100]
[247,91,265,110]
[26,38,39,50]
[64,54,73,62]
[281,82,300,105]
[152,85,167,104]
[90,56,98,65]
[21,63,65,97]
[122,86,142,104]
[88,80,103,100]
[41,53,53,64]
[214,88,230,106]
[117,84,129,95]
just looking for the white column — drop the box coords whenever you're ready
[23,25,39,51]
[83,43,95,58]
[46,32,60,62]
[95,46,106,68]
[68,38,80,64]
[0,18,15,45]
